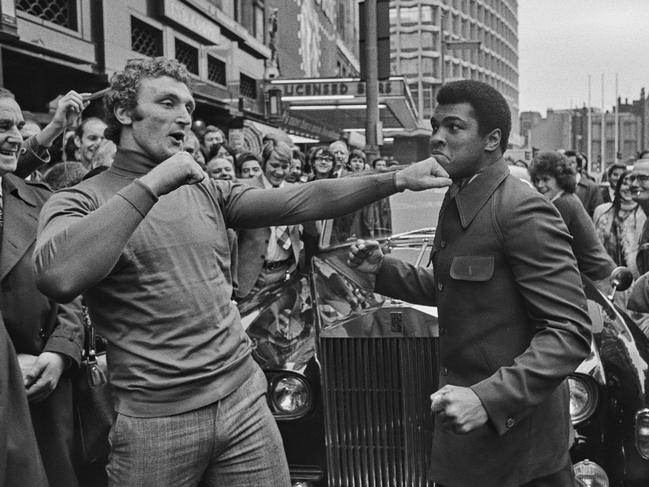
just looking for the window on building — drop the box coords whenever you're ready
[131,17,163,58]
[16,0,78,30]
[175,39,198,75]
[400,59,420,75]
[421,31,434,49]
[389,6,398,25]
[253,2,264,43]
[421,57,433,74]
[240,73,257,99]
[208,56,226,85]
[421,6,433,23]
[400,6,419,24]
[400,32,420,50]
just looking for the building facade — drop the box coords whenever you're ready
[522,90,649,174]
[388,0,519,137]
[0,0,296,151]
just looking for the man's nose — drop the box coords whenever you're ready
[177,107,192,126]
[6,126,22,145]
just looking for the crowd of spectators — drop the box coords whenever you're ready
[509,149,649,314]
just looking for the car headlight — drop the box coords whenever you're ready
[269,374,312,420]
[635,408,649,459]
[573,459,609,487]
[568,374,599,426]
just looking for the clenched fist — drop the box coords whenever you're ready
[139,151,206,196]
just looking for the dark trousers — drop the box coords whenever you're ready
[521,463,576,487]
[436,463,576,487]
[30,376,80,487]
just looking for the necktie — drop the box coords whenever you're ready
[276,225,292,250]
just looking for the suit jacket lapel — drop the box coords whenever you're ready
[0,178,40,282]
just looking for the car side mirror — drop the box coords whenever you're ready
[608,266,634,300]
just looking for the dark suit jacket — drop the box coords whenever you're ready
[375,160,591,486]
[575,175,604,216]
[0,319,49,487]
[1,174,84,487]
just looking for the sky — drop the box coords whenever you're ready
[518,0,649,116]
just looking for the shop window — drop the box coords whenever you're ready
[16,0,78,30]
[208,55,226,85]
[131,17,163,58]
[240,73,257,99]
[175,39,198,75]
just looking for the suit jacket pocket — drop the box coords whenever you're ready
[450,256,494,281]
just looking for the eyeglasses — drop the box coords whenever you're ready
[629,173,649,184]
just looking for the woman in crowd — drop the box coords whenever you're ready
[286,148,307,183]
[307,146,336,180]
[235,152,263,179]
[593,170,646,277]
[529,151,615,284]
[333,149,377,241]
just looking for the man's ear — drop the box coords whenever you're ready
[73,135,82,148]
[114,104,133,127]
[484,129,502,153]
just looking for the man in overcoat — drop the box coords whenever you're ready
[0,88,85,487]
[349,80,592,486]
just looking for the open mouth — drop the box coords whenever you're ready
[0,148,17,157]
[169,132,185,145]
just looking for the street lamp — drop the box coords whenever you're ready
[440,40,482,86]
[266,87,283,122]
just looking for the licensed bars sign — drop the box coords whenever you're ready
[278,80,403,98]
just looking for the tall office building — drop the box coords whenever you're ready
[389,0,519,137]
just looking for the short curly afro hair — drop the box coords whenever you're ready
[103,57,192,143]
[528,151,577,193]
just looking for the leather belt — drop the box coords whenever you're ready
[263,257,293,271]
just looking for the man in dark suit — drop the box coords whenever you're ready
[349,80,591,487]
[565,150,603,216]
[0,88,85,487]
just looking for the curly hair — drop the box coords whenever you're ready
[528,151,577,193]
[103,57,192,143]
[436,80,511,153]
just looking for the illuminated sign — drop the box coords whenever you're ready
[278,80,404,98]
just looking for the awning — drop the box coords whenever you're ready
[268,77,419,141]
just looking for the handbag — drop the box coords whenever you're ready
[74,305,115,464]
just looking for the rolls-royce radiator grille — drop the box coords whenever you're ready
[320,337,437,487]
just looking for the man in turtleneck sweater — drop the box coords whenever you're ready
[32,57,452,486]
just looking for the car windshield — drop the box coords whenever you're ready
[320,186,446,264]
